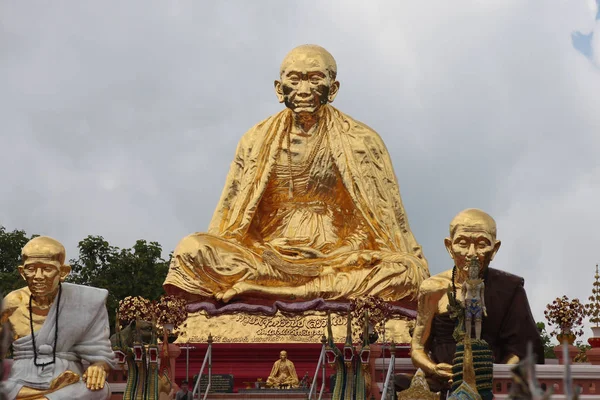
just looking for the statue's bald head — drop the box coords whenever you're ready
[280,44,337,80]
[449,208,497,240]
[22,236,66,267]
[445,209,501,274]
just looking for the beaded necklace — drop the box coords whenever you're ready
[29,282,61,368]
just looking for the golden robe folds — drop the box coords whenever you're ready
[164,105,429,302]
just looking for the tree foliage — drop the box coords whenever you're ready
[0,226,170,334]
[0,226,37,296]
[536,321,557,360]
[68,235,171,332]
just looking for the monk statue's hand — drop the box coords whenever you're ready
[276,246,325,259]
[483,307,488,317]
[432,362,453,380]
[82,362,108,391]
[268,237,311,248]
[326,245,355,258]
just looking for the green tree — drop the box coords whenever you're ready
[0,226,37,296]
[68,236,171,333]
[537,321,557,359]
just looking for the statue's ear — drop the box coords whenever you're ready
[489,240,501,261]
[59,264,71,281]
[274,80,285,103]
[327,81,340,103]
[444,237,455,261]
[18,265,26,281]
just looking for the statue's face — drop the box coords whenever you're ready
[275,53,339,115]
[19,261,69,298]
[280,351,287,361]
[445,226,500,274]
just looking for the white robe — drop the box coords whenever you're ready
[1,283,116,400]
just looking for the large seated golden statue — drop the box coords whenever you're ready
[164,44,429,304]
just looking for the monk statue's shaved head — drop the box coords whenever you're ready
[21,236,67,267]
[280,44,337,79]
[449,208,497,240]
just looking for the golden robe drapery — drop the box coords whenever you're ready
[164,105,429,301]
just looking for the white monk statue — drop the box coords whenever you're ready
[0,236,116,399]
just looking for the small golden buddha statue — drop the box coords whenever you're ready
[266,350,299,388]
[0,236,116,399]
[163,44,429,304]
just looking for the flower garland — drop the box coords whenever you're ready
[153,295,188,332]
[544,295,586,338]
[349,296,392,343]
[117,294,188,333]
[118,296,153,327]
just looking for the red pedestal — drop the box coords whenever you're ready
[172,343,325,392]
[170,342,410,393]
[553,344,580,365]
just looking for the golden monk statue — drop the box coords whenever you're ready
[0,236,116,400]
[410,209,543,392]
[164,44,429,303]
[266,351,299,388]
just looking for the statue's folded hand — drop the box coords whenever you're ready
[268,237,311,248]
[82,362,108,391]
[432,362,453,380]
[278,246,325,259]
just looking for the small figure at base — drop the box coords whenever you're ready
[266,351,299,389]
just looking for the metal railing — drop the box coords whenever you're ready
[192,335,213,400]
[308,338,327,400]
[381,344,396,400]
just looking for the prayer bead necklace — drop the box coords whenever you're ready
[451,264,488,299]
[286,123,324,199]
[29,282,61,368]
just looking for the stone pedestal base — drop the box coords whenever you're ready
[178,310,414,344]
[553,344,579,364]
[586,346,600,365]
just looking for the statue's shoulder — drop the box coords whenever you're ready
[338,110,384,140]
[2,287,29,311]
[61,283,109,306]
[487,268,524,288]
[239,111,287,143]
[419,270,453,296]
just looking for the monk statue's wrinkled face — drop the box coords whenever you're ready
[280,351,288,361]
[18,236,71,300]
[275,47,340,116]
[445,209,501,275]
[19,261,70,299]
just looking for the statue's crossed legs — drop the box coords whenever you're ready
[16,370,109,400]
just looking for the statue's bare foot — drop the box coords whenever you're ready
[49,370,80,389]
[17,371,80,400]
[221,282,250,302]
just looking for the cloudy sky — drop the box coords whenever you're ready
[1,1,599,339]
